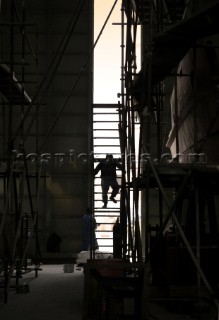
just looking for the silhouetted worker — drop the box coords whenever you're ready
[82,208,99,250]
[113,218,122,258]
[94,154,122,208]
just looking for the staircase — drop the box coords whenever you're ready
[92,104,121,254]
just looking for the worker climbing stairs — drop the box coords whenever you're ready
[92,103,122,255]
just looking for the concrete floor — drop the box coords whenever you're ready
[0,264,84,320]
[0,264,217,320]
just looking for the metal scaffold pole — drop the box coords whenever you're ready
[0,0,42,303]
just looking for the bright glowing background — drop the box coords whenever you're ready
[94,0,122,103]
[93,1,141,252]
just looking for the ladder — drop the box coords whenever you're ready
[92,103,121,255]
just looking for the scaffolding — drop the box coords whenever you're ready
[0,0,42,303]
[0,0,93,302]
[118,0,219,318]
[83,2,219,319]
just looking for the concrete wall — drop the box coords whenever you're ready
[0,0,93,259]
